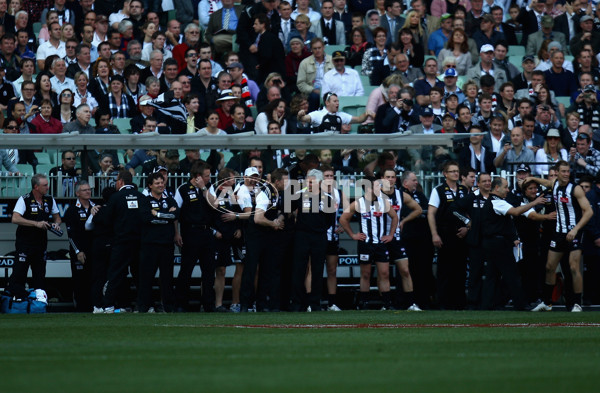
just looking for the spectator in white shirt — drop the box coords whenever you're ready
[321,50,364,97]
[36,21,65,71]
[49,57,76,95]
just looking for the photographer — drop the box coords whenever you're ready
[374,85,418,134]
[574,84,600,131]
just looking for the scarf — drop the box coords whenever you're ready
[108,93,130,118]
[237,73,254,108]
[351,42,368,53]
[96,77,108,95]
[469,145,487,173]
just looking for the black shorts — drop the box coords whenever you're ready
[326,240,339,256]
[215,237,245,267]
[357,242,390,264]
[387,240,408,261]
[549,232,583,253]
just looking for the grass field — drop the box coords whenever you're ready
[1,311,600,392]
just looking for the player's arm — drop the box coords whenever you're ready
[570,185,594,240]
[339,201,365,241]
[524,176,554,188]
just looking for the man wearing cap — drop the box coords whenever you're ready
[442,68,465,103]
[473,14,505,51]
[309,0,346,46]
[526,15,567,57]
[570,132,600,182]
[205,0,242,59]
[215,89,238,130]
[428,13,453,57]
[321,51,363,97]
[570,14,600,57]
[407,107,443,171]
[298,92,374,133]
[511,55,536,91]
[466,44,507,92]
[494,127,535,172]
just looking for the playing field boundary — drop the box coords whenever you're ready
[156,322,600,329]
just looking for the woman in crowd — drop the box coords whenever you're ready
[196,110,227,135]
[73,72,98,113]
[118,20,135,51]
[345,27,371,68]
[61,23,76,42]
[145,76,161,98]
[142,31,172,61]
[362,27,387,78]
[255,98,288,134]
[287,94,311,134]
[98,75,138,119]
[535,130,568,175]
[124,64,147,105]
[401,9,426,47]
[437,28,471,75]
[89,58,113,102]
[52,89,77,125]
[256,73,291,110]
[287,14,316,52]
[285,37,311,88]
[141,21,158,51]
[31,99,63,134]
[397,28,424,70]
[34,73,58,106]
[430,0,471,16]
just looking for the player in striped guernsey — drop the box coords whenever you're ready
[526,160,593,312]
[380,169,424,311]
[340,178,399,310]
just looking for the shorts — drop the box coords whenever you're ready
[215,237,245,267]
[549,232,583,253]
[357,242,390,264]
[387,240,408,261]
[326,240,339,256]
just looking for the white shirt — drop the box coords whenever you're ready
[13,195,60,215]
[12,75,36,99]
[254,112,287,135]
[199,0,223,29]
[307,108,353,127]
[321,68,364,97]
[535,60,574,73]
[109,10,128,27]
[291,8,321,23]
[141,46,173,62]
[91,32,107,48]
[36,40,66,61]
[50,75,76,95]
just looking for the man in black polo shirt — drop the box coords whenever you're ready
[7,174,61,298]
[481,177,545,310]
[174,161,216,312]
[137,172,179,313]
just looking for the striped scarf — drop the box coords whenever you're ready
[96,77,108,95]
[237,74,254,108]
[108,93,130,119]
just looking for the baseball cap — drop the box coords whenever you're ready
[516,164,531,173]
[548,41,562,50]
[541,15,554,28]
[442,112,456,120]
[216,89,237,101]
[244,167,260,177]
[332,50,346,60]
[580,15,594,23]
[546,129,561,138]
[227,61,244,70]
[96,15,108,23]
[444,68,458,78]
[153,165,168,173]
[420,107,434,116]
[110,74,125,84]
[165,150,180,159]
[440,13,452,21]
[480,44,494,53]
[522,55,535,63]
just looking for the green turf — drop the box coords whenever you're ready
[1,311,599,392]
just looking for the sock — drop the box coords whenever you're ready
[327,294,335,306]
[543,283,555,305]
[574,292,582,306]
[359,291,369,303]
[381,291,391,305]
[405,291,415,306]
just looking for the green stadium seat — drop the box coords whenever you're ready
[112,118,132,134]
[360,74,371,87]
[222,151,234,164]
[325,45,346,56]
[508,45,525,57]
[508,55,523,70]
[36,164,54,174]
[33,22,42,35]
[1,177,27,197]
[34,152,52,165]
[339,96,368,116]
[168,10,177,21]
[232,34,239,52]
[16,164,34,175]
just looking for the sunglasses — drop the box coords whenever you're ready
[5,125,17,129]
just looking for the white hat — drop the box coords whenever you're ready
[244,167,260,177]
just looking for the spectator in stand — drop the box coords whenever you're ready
[321,51,363,97]
[494,127,535,172]
[397,27,424,70]
[458,125,496,173]
[31,99,63,134]
[526,15,567,57]
[205,0,241,59]
[345,27,372,68]
[414,57,444,107]
[141,31,173,62]
[570,15,600,58]
[430,0,471,17]
[437,28,471,76]
[215,89,238,130]
[72,73,98,114]
[544,50,578,98]
[285,37,311,88]
[51,88,76,125]
[226,103,254,134]
[11,58,35,99]
[172,24,202,73]
[297,38,334,111]
[428,13,453,57]
[63,103,94,134]
[255,98,287,134]
[49,57,76,96]
[535,128,568,175]
[88,58,112,103]
[570,132,600,182]
[466,44,507,91]
[36,21,65,71]
[98,75,138,119]
[286,14,316,52]
[33,72,58,107]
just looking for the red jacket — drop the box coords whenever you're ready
[31,115,63,134]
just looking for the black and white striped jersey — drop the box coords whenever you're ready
[553,181,582,234]
[326,188,341,242]
[383,188,403,241]
[357,196,387,244]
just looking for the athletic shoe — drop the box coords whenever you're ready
[230,303,241,313]
[306,306,312,312]
[327,304,342,312]
[357,301,369,310]
[250,303,257,312]
[407,304,423,312]
[92,307,104,314]
[571,304,583,312]
[104,306,114,314]
[531,301,552,312]
[147,307,155,313]
[215,305,230,313]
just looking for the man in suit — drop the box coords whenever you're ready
[253,13,286,85]
[380,0,405,46]
[394,53,424,85]
[309,0,346,46]
[407,107,443,171]
[66,43,93,79]
[518,0,546,46]
[332,0,352,42]
[205,0,242,60]
[278,1,295,47]
[553,2,582,44]
[490,5,517,46]
[526,15,567,56]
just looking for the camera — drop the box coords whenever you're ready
[272,79,282,86]
[541,105,549,111]
[403,99,413,106]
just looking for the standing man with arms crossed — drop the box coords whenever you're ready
[527,161,594,312]
[7,174,61,299]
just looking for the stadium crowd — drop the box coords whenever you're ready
[2,0,600,313]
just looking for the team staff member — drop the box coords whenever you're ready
[63,181,95,312]
[340,178,398,311]
[449,172,492,309]
[138,173,180,313]
[96,171,145,314]
[427,160,469,310]
[400,171,435,308]
[7,174,61,299]
[380,169,423,311]
[481,177,545,311]
[210,168,244,313]
[253,168,291,311]
[527,161,594,312]
[290,169,336,311]
[174,161,217,312]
